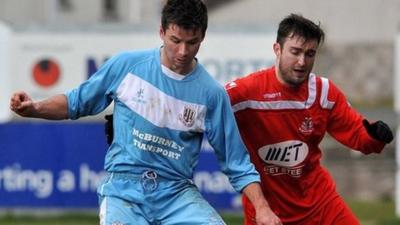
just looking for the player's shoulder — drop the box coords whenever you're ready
[195,63,224,89]
[313,73,344,108]
[178,63,227,100]
[225,67,271,91]
[313,73,341,93]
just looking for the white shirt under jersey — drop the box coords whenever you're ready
[65,47,260,192]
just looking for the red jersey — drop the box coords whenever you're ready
[226,66,385,224]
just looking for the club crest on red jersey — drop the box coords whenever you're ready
[299,117,314,134]
[179,106,196,127]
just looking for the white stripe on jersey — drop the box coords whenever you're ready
[232,74,317,112]
[117,73,206,132]
[320,77,335,109]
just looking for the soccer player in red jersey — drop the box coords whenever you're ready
[226,14,393,225]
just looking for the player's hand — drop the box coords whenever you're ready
[362,119,393,143]
[10,91,36,117]
[104,114,114,145]
[254,205,282,225]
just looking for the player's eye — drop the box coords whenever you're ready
[306,51,316,58]
[171,38,180,44]
[187,38,201,45]
[290,49,300,56]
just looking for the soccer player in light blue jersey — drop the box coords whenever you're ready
[10,0,280,224]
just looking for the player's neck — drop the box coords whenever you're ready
[160,48,196,75]
[275,67,303,89]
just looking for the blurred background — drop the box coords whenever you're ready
[0,0,399,224]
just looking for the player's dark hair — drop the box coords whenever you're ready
[277,14,325,47]
[161,0,208,37]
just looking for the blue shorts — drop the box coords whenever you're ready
[98,171,226,225]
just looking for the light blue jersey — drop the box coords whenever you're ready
[66,47,260,224]
[66,47,260,191]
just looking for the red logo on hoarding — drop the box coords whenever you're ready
[32,59,61,87]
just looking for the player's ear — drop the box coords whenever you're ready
[273,42,281,56]
[159,25,165,39]
[200,33,205,42]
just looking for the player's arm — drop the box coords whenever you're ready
[327,81,392,153]
[205,89,280,225]
[10,91,68,120]
[242,182,282,225]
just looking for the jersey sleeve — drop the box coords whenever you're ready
[225,77,248,106]
[205,87,260,192]
[65,52,125,119]
[326,81,385,154]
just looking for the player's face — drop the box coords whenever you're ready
[274,34,318,87]
[160,24,204,74]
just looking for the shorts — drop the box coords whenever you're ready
[98,170,226,225]
[242,194,360,225]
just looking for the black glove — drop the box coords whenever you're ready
[362,119,393,144]
[104,114,114,145]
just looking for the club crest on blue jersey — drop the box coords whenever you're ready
[132,88,146,104]
[136,88,144,98]
[179,106,196,127]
